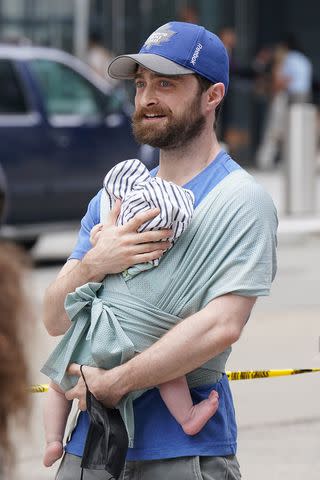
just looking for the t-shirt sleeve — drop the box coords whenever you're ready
[203,182,278,304]
[68,189,103,261]
[230,185,278,296]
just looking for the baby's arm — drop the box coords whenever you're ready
[90,223,103,246]
[43,381,72,467]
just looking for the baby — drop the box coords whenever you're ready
[42,159,219,467]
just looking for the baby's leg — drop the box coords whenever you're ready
[43,381,72,467]
[159,376,219,435]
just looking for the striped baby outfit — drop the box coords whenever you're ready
[102,159,194,273]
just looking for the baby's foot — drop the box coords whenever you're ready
[181,390,219,436]
[43,441,63,467]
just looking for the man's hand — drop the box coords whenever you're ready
[65,363,126,409]
[82,200,172,281]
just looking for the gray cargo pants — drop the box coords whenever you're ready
[55,452,241,479]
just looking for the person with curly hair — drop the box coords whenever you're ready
[0,242,30,479]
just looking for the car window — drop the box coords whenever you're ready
[30,59,103,116]
[0,59,29,114]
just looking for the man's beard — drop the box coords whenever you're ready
[132,93,206,150]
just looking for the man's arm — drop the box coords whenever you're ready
[43,259,100,336]
[66,293,256,409]
[124,294,256,389]
[43,205,172,336]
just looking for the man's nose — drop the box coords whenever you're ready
[139,85,159,107]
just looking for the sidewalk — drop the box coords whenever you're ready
[249,167,320,238]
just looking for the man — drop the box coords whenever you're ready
[86,30,118,86]
[44,22,277,480]
[0,242,30,479]
[256,35,313,169]
[279,34,313,104]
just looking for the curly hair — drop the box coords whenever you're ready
[0,242,31,468]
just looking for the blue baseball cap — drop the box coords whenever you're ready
[108,21,229,92]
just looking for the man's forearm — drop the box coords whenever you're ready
[65,295,255,408]
[121,308,232,393]
[117,294,255,396]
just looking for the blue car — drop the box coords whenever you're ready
[0,45,157,247]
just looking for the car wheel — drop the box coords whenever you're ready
[0,193,5,224]
[0,163,6,224]
[16,237,39,251]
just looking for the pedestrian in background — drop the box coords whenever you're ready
[0,242,30,480]
[218,27,257,155]
[280,34,313,104]
[256,34,313,169]
[86,31,117,85]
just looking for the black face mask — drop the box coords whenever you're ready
[80,366,129,480]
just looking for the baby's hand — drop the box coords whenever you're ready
[90,223,103,246]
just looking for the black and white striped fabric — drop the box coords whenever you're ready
[103,159,194,263]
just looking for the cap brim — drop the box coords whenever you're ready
[108,54,194,79]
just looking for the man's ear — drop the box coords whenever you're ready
[206,83,225,112]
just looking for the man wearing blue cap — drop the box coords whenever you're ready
[45,22,277,480]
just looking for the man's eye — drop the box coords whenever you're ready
[160,80,170,87]
[135,81,144,88]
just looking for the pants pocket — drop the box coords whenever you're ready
[194,455,241,480]
[192,456,204,480]
[225,455,241,480]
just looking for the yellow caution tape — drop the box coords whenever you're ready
[29,369,320,393]
[29,383,49,393]
[226,368,320,381]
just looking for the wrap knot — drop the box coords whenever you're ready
[85,297,104,342]
[64,282,103,321]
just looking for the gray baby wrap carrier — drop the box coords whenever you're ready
[42,169,277,447]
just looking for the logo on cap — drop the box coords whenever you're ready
[143,23,176,50]
[190,43,203,66]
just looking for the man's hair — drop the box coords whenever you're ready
[89,30,103,44]
[194,73,223,130]
[282,33,304,54]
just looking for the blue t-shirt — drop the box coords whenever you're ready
[65,150,241,460]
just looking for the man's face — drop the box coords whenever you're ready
[132,68,206,150]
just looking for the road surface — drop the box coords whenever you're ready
[11,230,320,480]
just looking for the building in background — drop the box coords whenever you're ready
[0,0,319,165]
[0,0,74,49]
